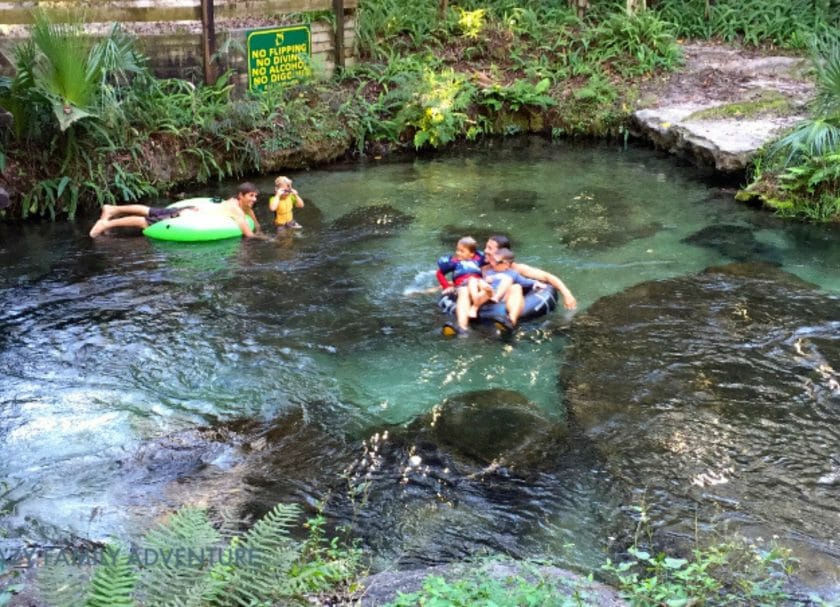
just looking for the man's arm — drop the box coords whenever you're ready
[223,202,256,238]
[512,262,577,310]
[237,216,255,238]
[245,207,261,233]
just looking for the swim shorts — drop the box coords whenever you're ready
[147,207,182,225]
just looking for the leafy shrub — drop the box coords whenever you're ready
[480,77,557,112]
[457,8,488,39]
[398,68,477,148]
[586,11,683,76]
[603,540,794,607]
[384,560,594,607]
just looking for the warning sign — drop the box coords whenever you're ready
[246,25,312,92]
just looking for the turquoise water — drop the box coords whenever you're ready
[1,137,838,579]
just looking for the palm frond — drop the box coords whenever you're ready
[29,13,99,130]
[769,118,840,166]
[814,42,840,117]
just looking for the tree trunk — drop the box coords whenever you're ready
[572,0,589,18]
[200,0,215,85]
[438,0,449,19]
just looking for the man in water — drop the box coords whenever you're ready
[89,182,262,238]
[444,234,577,335]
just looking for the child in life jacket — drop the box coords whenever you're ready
[269,176,305,231]
[436,236,489,320]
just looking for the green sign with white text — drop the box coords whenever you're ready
[246,25,311,92]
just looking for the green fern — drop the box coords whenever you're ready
[34,503,357,606]
[35,561,90,607]
[84,546,136,607]
[135,507,222,606]
[215,503,303,606]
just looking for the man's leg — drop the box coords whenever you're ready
[505,284,525,326]
[100,204,151,220]
[89,215,150,237]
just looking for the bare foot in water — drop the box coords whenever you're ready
[89,219,109,238]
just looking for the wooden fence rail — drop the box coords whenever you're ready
[0,0,358,80]
[0,0,357,25]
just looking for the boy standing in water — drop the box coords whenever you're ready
[269,176,305,232]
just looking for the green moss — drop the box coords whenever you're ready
[686,90,792,120]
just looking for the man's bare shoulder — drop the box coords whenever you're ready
[216,198,244,216]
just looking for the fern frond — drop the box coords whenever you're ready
[84,546,136,607]
[135,507,222,606]
[212,503,303,606]
[35,561,90,607]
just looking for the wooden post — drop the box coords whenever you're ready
[333,0,345,71]
[200,0,216,84]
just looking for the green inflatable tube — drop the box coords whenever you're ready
[143,198,255,242]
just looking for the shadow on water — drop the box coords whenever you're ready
[1,138,839,594]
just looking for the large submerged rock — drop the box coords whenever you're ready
[562,262,840,593]
[405,388,567,468]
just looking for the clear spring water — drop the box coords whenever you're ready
[1,138,838,586]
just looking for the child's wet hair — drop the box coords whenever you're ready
[489,234,511,249]
[457,236,477,253]
[494,247,515,263]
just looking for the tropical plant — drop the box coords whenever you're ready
[769,41,840,167]
[480,77,557,112]
[398,68,477,149]
[586,10,683,76]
